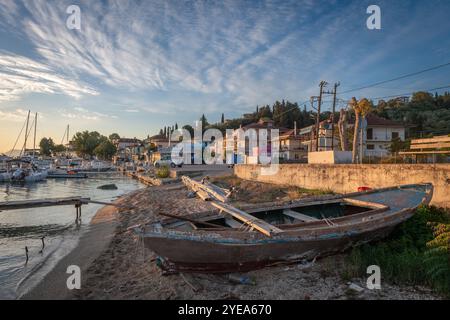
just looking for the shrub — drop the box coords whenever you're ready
[343,205,450,296]
[155,165,170,178]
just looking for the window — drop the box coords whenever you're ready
[367,128,373,140]
[392,131,399,139]
[367,144,375,150]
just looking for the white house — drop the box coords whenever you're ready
[362,114,405,157]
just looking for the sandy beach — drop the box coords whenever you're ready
[21,190,141,300]
[22,178,440,300]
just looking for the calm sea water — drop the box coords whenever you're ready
[0,173,144,299]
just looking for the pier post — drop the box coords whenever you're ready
[25,246,29,264]
[75,202,82,221]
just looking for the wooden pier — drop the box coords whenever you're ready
[0,196,130,220]
[0,196,91,211]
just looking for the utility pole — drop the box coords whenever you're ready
[324,82,340,151]
[315,81,327,152]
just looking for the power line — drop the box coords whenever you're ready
[338,61,450,95]
[369,84,450,100]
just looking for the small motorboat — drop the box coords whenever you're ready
[11,161,47,182]
[138,183,433,273]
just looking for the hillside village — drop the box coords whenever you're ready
[107,91,450,166]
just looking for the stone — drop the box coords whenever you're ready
[98,184,118,190]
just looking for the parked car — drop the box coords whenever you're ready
[153,158,183,168]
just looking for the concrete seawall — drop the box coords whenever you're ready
[234,164,450,208]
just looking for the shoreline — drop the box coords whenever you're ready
[21,189,141,300]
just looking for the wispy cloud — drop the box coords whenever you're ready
[0,52,98,101]
[0,108,30,122]
[60,106,117,121]
[0,0,449,115]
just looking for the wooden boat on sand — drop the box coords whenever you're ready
[138,183,433,273]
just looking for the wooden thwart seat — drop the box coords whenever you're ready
[282,209,319,222]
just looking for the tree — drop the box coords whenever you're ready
[182,125,194,137]
[53,144,66,153]
[175,123,178,130]
[200,114,209,128]
[72,131,104,158]
[221,113,225,124]
[39,138,55,156]
[109,133,120,141]
[94,140,117,160]
[159,129,164,135]
[389,137,409,154]
[358,98,372,162]
[350,97,372,163]
[338,109,349,151]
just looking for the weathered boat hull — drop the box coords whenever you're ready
[144,213,406,273]
[141,183,433,273]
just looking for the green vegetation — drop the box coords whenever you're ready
[155,165,170,178]
[72,131,117,159]
[342,205,450,296]
[39,137,65,156]
[154,91,450,142]
[93,140,117,160]
[297,187,333,196]
[375,91,450,137]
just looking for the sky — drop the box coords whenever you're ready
[1,0,450,152]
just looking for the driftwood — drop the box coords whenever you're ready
[182,176,229,203]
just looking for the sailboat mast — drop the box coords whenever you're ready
[33,113,38,157]
[21,110,31,156]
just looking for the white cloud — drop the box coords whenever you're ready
[0,0,443,112]
[0,108,30,122]
[60,106,117,121]
[0,52,98,102]
[0,0,326,106]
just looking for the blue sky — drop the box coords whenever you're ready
[1,0,450,152]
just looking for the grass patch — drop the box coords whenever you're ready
[210,175,334,203]
[342,205,450,296]
[297,187,334,196]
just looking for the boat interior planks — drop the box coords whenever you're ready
[282,209,319,222]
